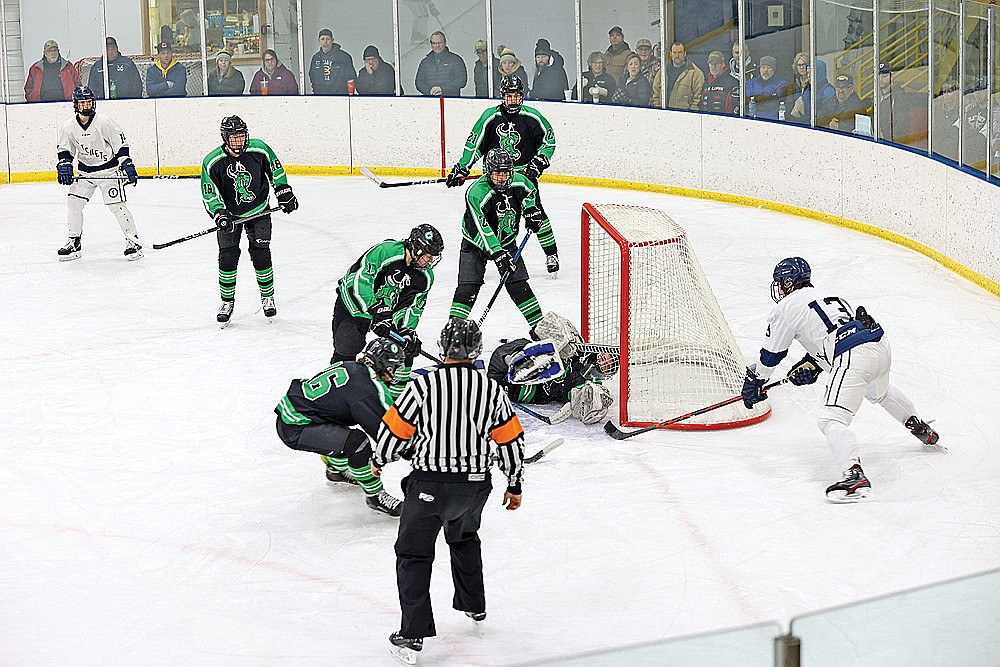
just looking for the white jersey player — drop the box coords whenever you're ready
[741,257,941,503]
[55,85,141,261]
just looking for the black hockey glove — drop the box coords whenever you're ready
[214,209,236,234]
[741,367,768,409]
[275,184,298,213]
[446,164,469,188]
[522,154,550,181]
[787,354,822,386]
[523,206,545,233]
[120,158,138,186]
[57,160,74,186]
[370,318,393,339]
[397,329,421,356]
[492,249,517,277]
[545,253,560,274]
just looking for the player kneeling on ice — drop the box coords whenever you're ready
[201,115,298,325]
[275,337,406,517]
[56,85,142,261]
[488,313,617,424]
[741,257,941,503]
[332,224,443,398]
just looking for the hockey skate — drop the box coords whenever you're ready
[124,238,143,261]
[217,300,235,328]
[464,611,487,622]
[905,416,942,449]
[389,632,422,665]
[324,466,359,487]
[366,490,403,517]
[57,237,82,261]
[825,463,871,503]
[261,295,276,318]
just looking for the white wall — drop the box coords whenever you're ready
[4,95,999,289]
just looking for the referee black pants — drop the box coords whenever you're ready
[395,471,492,639]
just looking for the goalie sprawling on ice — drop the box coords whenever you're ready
[487,313,617,424]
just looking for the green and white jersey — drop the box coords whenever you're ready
[456,104,555,171]
[462,172,541,255]
[201,138,288,218]
[337,239,434,330]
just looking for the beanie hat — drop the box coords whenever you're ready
[216,49,232,60]
[363,45,380,60]
[759,55,777,68]
[499,48,517,65]
[535,38,551,53]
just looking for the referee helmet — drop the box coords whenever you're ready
[439,317,483,360]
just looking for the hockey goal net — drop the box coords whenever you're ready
[581,203,771,429]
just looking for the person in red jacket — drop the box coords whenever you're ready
[249,49,299,95]
[25,40,81,102]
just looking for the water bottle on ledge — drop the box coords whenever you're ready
[778,100,786,121]
[748,96,757,118]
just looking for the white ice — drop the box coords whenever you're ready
[2,177,999,665]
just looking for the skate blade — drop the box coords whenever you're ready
[126,251,144,261]
[826,488,872,503]
[389,644,418,665]
[58,252,82,262]
[218,319,232,329]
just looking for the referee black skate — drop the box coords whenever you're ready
[373,318,525,664]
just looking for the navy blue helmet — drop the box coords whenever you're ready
[771,257,811,302]
[72,86,97,116]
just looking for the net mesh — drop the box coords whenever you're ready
[76,55,206,98]
[584,203,770,429]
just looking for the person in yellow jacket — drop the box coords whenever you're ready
[651,42,705,110]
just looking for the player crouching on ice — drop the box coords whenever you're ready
[56,85,142,261]
[741,257,941,503]
[201,115,298,325]
[487,313,617,424]
[275,337,407,517]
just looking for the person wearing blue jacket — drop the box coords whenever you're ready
[788,56,834,125]
[744,55,786,120]
[146,42,187,97]
[87,37,142,99]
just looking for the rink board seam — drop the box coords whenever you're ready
[6,166,997,298]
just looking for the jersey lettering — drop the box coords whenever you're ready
[226,161,255,204]
[302,364,351,400]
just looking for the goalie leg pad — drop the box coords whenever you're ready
[570,382,614,425]
[530,312,583,358]
[507,339,564,384]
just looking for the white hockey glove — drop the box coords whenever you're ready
[570,382,613,424]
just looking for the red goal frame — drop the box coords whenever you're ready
[581,202,771,430]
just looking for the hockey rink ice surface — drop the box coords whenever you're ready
[2,177,999,665]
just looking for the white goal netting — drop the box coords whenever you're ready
[582,203,771,429]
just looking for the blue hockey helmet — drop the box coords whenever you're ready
[771,257,812,302]
[72,86,96,116]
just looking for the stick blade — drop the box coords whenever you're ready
[360,166,385,187]
[603,420,631,440]
[524,438,564,464]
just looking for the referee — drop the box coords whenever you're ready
[373,318,525,663]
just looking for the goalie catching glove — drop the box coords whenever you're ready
[275,184,298,213]
[506,339,564,385]
[522,154,549,181]
[569,382,613,425]
[214,209,236,233]
[446,164,469,188]
[787,354,822,386]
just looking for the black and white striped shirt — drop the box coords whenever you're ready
[374,361,525,493]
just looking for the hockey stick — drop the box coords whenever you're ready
[361,166,452,188]
[72,174,197,181]
[513,401,571,425]
[602,378,790,440]
[524,437,564,464]
[387,330,444,366]
[151,206,280,250]
[476,232,534,327]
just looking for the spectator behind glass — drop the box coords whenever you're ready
[208,50,246,96]
[789,57,833,125]
[177,8,200,51]
[605,26,633,81]
[651,42,704,110]
[88,36,141,100]
[415,31,467,96]
[356,45,399,96]
[744,55,786,119]
[145,42,187,97]
[494,47,529,97]
[472,39,498,98]
[534,39,568,95]
[250,49,299,95]
[612,54,653,108]
[309,28,355,95]
[635,38,661,86]
[530,41,568,101]
[25,40,81,102]
[817,73,871,134]
[702,50,735,115]
[877,62,920,145]
[572,51,617,104]
[729,41,757,110]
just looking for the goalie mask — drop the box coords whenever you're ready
[221,115,249,155]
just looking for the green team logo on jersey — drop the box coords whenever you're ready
[226,161,255,204]
[494,194,517,238]
[497,122,521,160]
[373,270,411,311]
